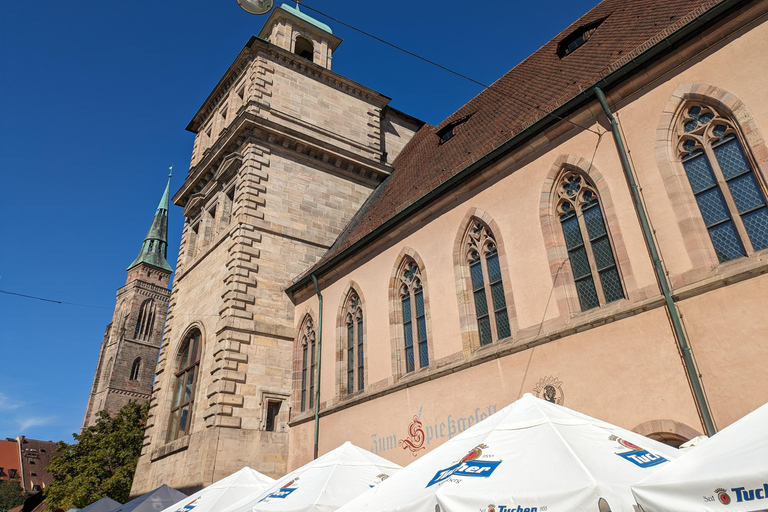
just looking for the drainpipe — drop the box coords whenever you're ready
[310,275,323,459]
[593,86,716,436]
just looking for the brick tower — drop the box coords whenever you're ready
[82,178,173,428]
[130,3,421,495]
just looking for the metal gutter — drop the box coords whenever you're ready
[593,86,716,436]
[286,0,747,298]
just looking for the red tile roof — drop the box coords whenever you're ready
[0,440,20,480]
[293,0,730,286]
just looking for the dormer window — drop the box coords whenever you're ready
[436,114,472,145]
[557,18,606,58]
[294,36,314,61]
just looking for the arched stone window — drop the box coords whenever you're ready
[129,358,141,381]
[294,36,314,61]
[134,299,156,341]
[342,289,364,395]
[167,329,202,441]
[298,315,316,412]
[676,103,768,261]
[465,220,511,346]
[398,257,428,373]
[555,170,624,311]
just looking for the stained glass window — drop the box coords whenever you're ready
[556,171,624,311]
[167,329,201,442]
[299,316,315,412]
[465,221,511,345]
[399,258,429,373]
[344,291,364,394]
[678,104,768,261]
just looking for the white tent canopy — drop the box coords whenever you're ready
[218,442,401,512]
[632,401,768,512]
[108,485,187,512]
[159,467,274,512]
[78,497,121,512]
[337,393,681,512]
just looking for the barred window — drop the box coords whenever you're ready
[167,329,202,441]
[678,104,768,261]
[556,170,624,311]
[134,299,156,341]
[129,358,141,381]
[398,258,428,373]
[466,221,511,346]
[299,316,316,412]
[343,290,364,394]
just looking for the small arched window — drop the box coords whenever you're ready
[343,290,364,394]
[465,220,511,345]
[129,358,141,381]
[398,258,428,372]
[134,299,156,341]
[102,357,113,385]
[299,316,316,412]
[294,36,314,61]
[167,329,202,441]
[677,104,768,261]
[556,170,624,311]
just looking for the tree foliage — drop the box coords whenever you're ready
[44,401,149,509]
[0,480,28,512]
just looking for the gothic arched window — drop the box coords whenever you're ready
[398,258,428,372]
[343,290,364,394]
[129,358,141,381]
[299,316,316,412]
[677,104,768,261]
[167,329,202,441]
[466,221,511,346]
[134,299,156,341]
[556,170,624,311]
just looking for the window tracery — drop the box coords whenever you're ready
[398,258,428,372]
[677,103,768,261]
[343,290,364,394]
[465,221,511,345]
[129,358,141,381]
[134,299,156,341]
[556,170,624,311]
[299,316,316,412]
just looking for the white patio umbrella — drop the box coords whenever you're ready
[159,467,275,512]
[632,401,768,512]
[218,441,401,512]
[109,484,187,512]
[78,497,121,512]
[337,393,681,512]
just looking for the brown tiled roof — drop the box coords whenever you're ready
[298,0,728,284]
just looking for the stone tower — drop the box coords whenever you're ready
[82,179,173,428]
[130,3,421,495]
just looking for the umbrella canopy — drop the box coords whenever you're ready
[109,485,187,512]
[219,442,401,512]
[632,401,768,512]
[78,497,121,512]
[160,467,275,512]
[337,393,680,512]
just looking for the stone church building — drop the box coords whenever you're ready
[130,0,768,495]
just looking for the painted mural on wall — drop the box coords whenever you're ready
[533,376,564,405]
[370,402,499,456]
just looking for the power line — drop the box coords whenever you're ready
[0,289,112,310]
[300,3,601,136]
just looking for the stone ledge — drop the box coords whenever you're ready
[149,436,189,462]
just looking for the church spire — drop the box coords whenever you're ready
[127,175,173,272]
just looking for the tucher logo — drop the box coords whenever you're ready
[487,504,544,512]
[729,484,768,503]
[259,477,299,502]
[715,488,731,505]
[426,444,501,487]
[174,498,200,512]
[609,435,668,469]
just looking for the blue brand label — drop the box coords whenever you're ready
[259,487,297,501]
[427,460,502,487]
[617,450,667,468]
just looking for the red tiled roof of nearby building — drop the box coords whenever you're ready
[0,439,21,480]
[296,0,729,284]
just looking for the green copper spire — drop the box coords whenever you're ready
[127,175,173,272]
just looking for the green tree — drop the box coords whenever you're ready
[0,480,28,512]
[44,401,149,509]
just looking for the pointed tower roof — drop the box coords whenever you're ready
[128,177,173,272]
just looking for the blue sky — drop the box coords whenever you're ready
[0,0,599,442]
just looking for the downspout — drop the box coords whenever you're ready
[310,275,323,459]
[593,86,716,436]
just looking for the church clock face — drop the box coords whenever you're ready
[237,0,273,15]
